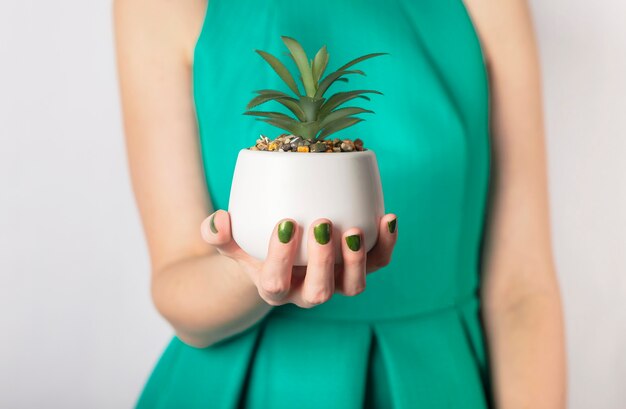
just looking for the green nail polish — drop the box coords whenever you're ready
[313,223,331,245]
[345,234,361,251]
[387,218,397,234]
[278,220,294,243]
[209,212,218,234]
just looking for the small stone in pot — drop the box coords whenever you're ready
[340,140,355,152]
[310,142,327,152]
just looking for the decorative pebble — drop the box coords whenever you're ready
[340,140,355,152]
[354,138,364,151]
[310,142,326,152]
[248,134,366,153]
[258,134,270,145]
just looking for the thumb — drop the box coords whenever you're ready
[201,209,249,261]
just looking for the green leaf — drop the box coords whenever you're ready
[312,45,329,84]
[317,107,374,129]
[243,110,297,121]
[274,98,307,121]
[336,52,389,72]
[317,116,365,140]
[314,69,366,98]
[246,91,295,110]
[297,95,325,122]
[281,36,316,97]
[255,49,301,96]
[256,117,303,136]
[318,90,383,117]
[253,89,294,96]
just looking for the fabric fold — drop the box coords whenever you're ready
[371,305,488,408]
[137,298,491,409]
[242,314,373,409]
[455,296,493,409]
[136,322,264,409]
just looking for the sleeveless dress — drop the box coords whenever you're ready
[136,0,492,407]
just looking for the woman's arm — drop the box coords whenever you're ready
[463,0,567,407]
[113,0,274,348]
[113,0,398,348]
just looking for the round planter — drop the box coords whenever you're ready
[228,148,385,265]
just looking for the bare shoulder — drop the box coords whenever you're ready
[113,0,207,66]
[462,0,539,68]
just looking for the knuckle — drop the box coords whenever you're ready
[261,295,284,307]
[313,252,334,266]
[270,253,292,266]
[343,285,365,297]
[303,287,333,306]
[260,278,289,297]
[294,300,314,309]
[343,256,365,269]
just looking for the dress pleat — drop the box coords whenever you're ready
[138,296,489,409]
[372,303,488,408]
[242,315,374,409]
[136,323,263,409]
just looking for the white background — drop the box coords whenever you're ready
[1,1,624,408]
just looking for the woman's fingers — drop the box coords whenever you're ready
[200,210,249,261]
[202,211,397,308]
[366,213,398,273]
[298,218,335,308]
[257,219,299,305]
[339,228,367,296]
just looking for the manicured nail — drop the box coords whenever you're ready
[314,222,331,245]
[387,218,397,234]
[345,234,361,251]
[277,220,294,243]
[209,212,218,234]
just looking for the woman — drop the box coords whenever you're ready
[114,0,566,407]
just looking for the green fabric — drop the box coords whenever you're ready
[136,0,493,407]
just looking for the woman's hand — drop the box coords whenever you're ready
[201,210,398,309]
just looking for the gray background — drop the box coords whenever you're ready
[1,1,624,407]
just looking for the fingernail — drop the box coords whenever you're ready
[314,222,331,245]
[387,218,397,234]
[209,212,218,234]
[345,234,361,251]
[278,220,294,243]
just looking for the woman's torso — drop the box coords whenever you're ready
[192,0,490,321]
[136,1,493,407]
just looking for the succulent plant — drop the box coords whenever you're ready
[243,36,387,142]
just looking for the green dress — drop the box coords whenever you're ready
[137,0,492,407]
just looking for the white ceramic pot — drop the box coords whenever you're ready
[228,149,385,265]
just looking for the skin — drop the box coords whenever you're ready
[463,0,567,407]
[113,0,398,350]
[113,0,566,407]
